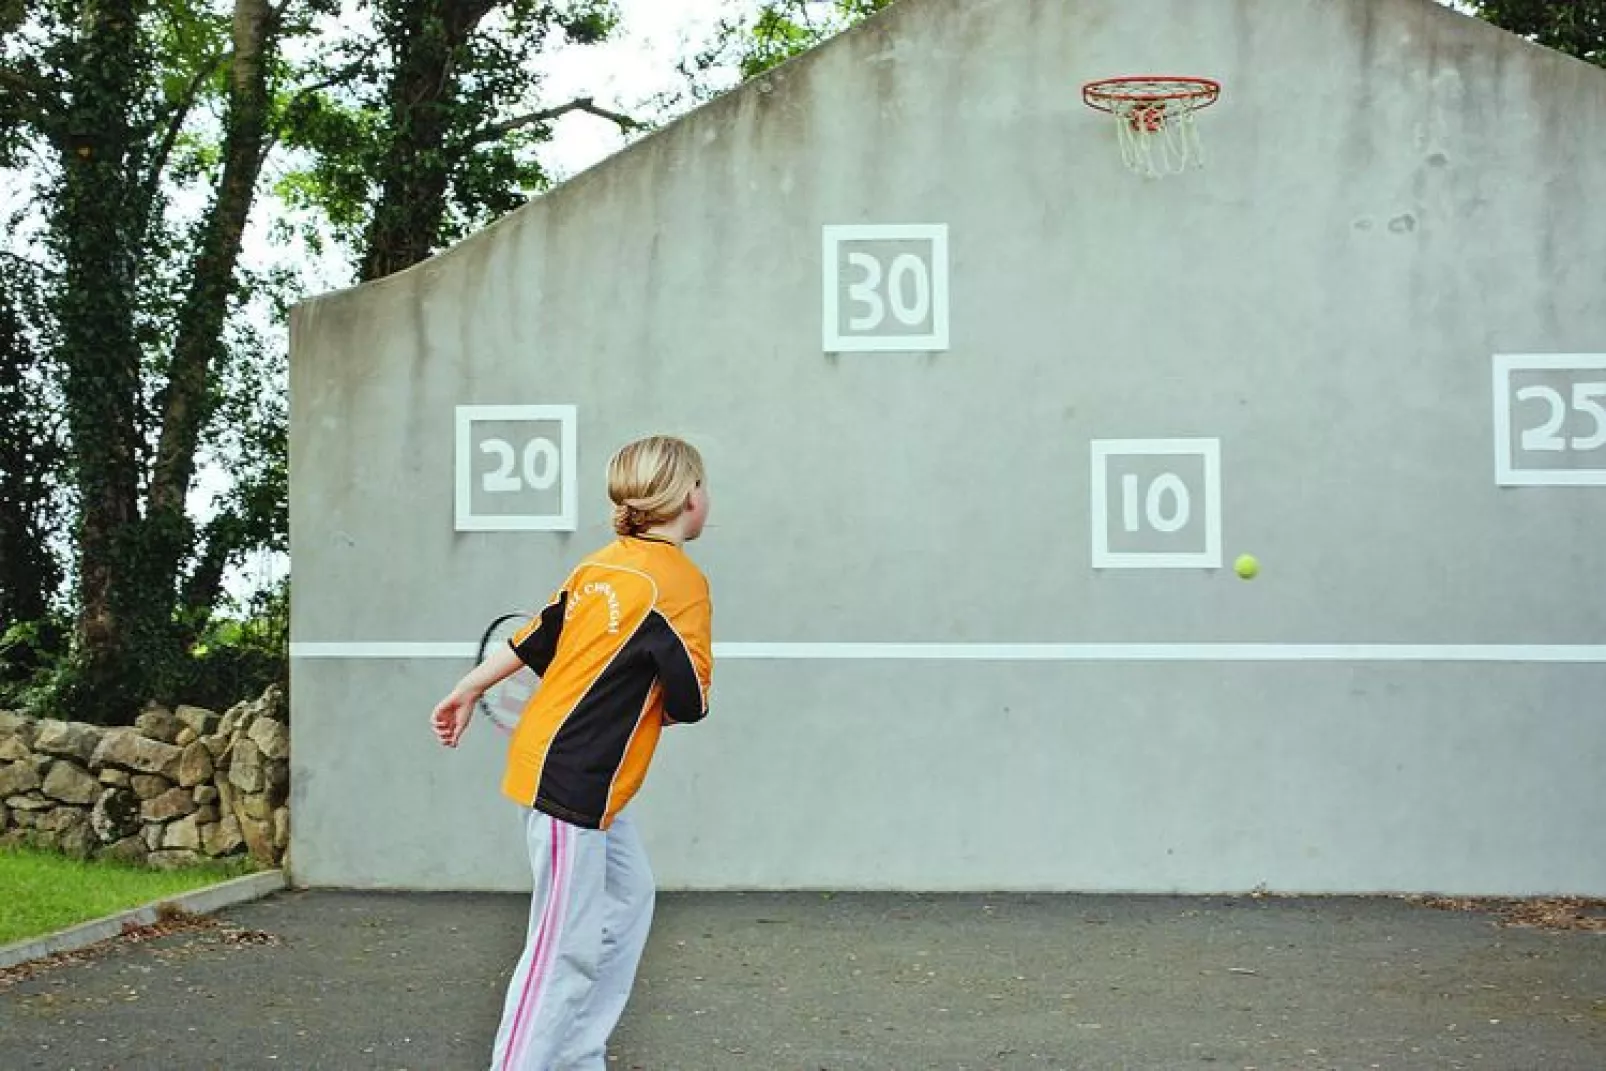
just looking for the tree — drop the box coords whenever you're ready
[142,0,282,645]
[670,0,896,103]
[0,256,62,634]
[0,0,299,720]
[280,0,636,283]
[35,0,162,719]
[0,0,634,720]
[733,0,894,80]
[1465,1,1605,67]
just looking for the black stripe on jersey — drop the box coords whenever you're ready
[640,610,707,724]
[535,628,658,828]
[511,593,567,676]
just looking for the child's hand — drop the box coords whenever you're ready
[431,690,477,748]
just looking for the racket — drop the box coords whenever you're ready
[475,612,539,735]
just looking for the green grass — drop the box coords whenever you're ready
[0,847,255,946]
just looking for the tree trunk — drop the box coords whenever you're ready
[51,0,150,720]
[359,0,496,282]
[144,0,277,610]
[0,275,59,627]
[178,511,239,639]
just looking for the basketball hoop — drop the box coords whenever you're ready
[1082,76,1221,179]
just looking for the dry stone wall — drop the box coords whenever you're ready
[0,685,288,869]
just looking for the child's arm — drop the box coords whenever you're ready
[431,589,567,748]
[430,644,525,748]
[454,643,526,697]
[651,595,712,727]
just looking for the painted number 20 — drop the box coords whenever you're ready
[481,437,560,493]
[1122,473,1190,533]
[1516,382,1606,452]
[846,252,932,331]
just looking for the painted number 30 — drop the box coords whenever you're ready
[481,437,560,493]
[1516,382,1606,452]
[846,252,932,331]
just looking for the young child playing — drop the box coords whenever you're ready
[430,434,714,1070]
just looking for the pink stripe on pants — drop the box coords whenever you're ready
[502,819,568,1069]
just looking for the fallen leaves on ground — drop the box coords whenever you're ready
[0,906,280,990]
[1409,895,1606,933]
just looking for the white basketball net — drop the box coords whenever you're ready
[1084,79,1219,180]
[1108,99,1206,178]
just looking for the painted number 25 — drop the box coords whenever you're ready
[845,252,932,331]
[1515,382,1606,452]
[481,437,560,493]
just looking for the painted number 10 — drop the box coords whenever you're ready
[1089,438,1221,569]
[1515,382,1606,452]
[1122,473,1190,533]
[481,437,560,493]
[845,252,932,331]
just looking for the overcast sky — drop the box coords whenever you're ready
[539,0,737,178]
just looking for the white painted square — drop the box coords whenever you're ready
[1492,354,1606,486]
[822,224,950,353]
[454,405,579,531]
[1090,438,1223,569]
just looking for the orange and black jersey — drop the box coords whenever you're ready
[500,534,712,830]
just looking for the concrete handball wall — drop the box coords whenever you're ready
[288,0,1606,894]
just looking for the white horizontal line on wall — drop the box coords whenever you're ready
[289,642,1606,663]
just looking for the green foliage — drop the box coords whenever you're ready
[11,577,288,719]
[0,615,70,711]
[277,0,624,278]
[273,95,385,249]
[177,577,288,713]
[3,0,631,723]
[671,0,895,102]
[0,0,292,723]
[1467,1,1606,67]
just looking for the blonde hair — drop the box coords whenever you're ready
[608,435,705,537]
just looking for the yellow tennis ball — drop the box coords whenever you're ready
[1234,553,1259,579]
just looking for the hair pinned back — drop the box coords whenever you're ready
[608,436,705,537]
